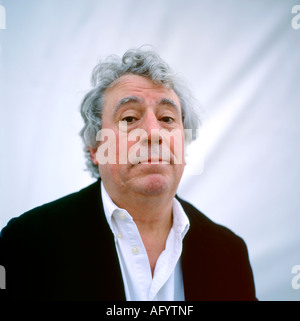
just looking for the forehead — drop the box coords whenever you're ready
[103,74,181,109]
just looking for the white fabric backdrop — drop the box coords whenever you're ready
[1,0,299,301]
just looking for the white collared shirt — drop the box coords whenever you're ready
[101,182,190,301]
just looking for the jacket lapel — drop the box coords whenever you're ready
[179,196,230,301]
[73,179,126,300]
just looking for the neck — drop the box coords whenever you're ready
[104,185,174,274]
[109,185,173,224]
[131,198,173,237]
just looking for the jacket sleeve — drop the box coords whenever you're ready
[227,234,257,301]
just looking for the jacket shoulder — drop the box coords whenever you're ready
[177,195,243,243]
[0,180,100,241]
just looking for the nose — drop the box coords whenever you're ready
[140,110,162,145]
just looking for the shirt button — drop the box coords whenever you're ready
[132,246,139,255]
[116,233,122,239]
[119,212,126,220]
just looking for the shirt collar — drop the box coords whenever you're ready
[101,181,120,232]
[101,181,190,240]
[172,197,190,239]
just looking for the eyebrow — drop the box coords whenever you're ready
[113,96,143,114]
[157,98,180,115]
[113,95,180,115]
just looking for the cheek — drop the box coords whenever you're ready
[169,131,186,165]
[98,163,112,179]
[98,163,124,188]
[119,130,146,164]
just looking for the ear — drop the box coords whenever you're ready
[88,146,98,165]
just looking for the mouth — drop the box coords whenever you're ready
[138,158,171,165]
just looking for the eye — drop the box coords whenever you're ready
[122,116,137,123]
[160,116,174,123]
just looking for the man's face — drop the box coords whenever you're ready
[92,74,186,202]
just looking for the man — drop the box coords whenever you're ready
[0,47,256,301]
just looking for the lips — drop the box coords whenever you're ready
[138,158,170,164]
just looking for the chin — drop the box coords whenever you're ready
[136,174,171,195]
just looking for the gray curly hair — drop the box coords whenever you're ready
[79,46,201,178]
